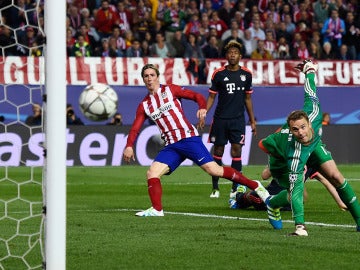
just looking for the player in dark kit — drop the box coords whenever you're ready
[200,40,256,199]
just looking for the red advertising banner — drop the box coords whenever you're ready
[1,57,360,86]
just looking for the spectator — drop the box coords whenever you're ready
[322,112,331,125]
[110,26,126,55]
[116,1,132,34]
[199,12,211,40]
[66,27,76,57]
[76,24,98,53]
[222,28,245,57]
[108,36,123,57]
[221,19,244,42]
[343,11,358,60]
[25,103,42,126]
[293,1,313,25]
[132,0,153,41]
[184,33,205,83]
[320,41,337,60]
[200,0,214,18]
[107,113,123,126]
[241,29,257,59]
[275,21,293,45]
[149,32,175,58]
[308,40,322,60]
[184,0,200,19]
[170,30,187,57]
[313,0,335,30]
[0,26,16,56]
[337,44,350,60]
[202,35,221,59]
[230,0,248,22]
[163,1,187,42]
[67,104,84,125]
[124,30,135,50]
[250,39,273,60]
[183,12,202,37]
[71,34,92,57]
[264,29,277,58]
[141,39,151,56]
[321,9,346,55]
[275,36,291,59]
[126,39,143,57]
[293,39,310,60]
[208,10,228,39]
[262,1,280,25]
[18,27,42,56]
[283,13,296,36]
[94,0,119,39]
[30,41,42,57]
[67,4,82,31]
[155,0,169,23]
[247,19,265,41]
[217,0,233,27]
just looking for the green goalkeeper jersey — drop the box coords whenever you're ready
[262,73,322,187]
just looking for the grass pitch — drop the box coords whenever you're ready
[66,165,360,270]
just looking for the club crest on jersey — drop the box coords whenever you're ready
[240,75,246,81]
[161,92,167,99]
[210,136,216,142]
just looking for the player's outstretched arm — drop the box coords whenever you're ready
[313,172,347,211]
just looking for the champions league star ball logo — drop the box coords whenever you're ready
[289,173,298,183]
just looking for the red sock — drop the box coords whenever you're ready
[147,178,162,211]
[222,167,258,190]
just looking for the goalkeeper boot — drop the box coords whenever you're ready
[288,224,308,236]
[229,184,247,199]
[265,196,283,230]
[135,207,164,217]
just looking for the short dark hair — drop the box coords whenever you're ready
[141,64,160,78]
[287,110,309,126]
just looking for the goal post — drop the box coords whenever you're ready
[44,1,67,269]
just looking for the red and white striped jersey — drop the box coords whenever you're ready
[126,84,206,147]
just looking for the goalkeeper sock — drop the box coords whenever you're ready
[337,179,360,226]
[222,167,258,190]
[147,178,162,211]
[268,190,289,208]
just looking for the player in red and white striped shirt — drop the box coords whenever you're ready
[123,64,270,217]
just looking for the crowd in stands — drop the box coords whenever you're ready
[1,0,360,76]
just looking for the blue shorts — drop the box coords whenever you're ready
[154,136,213,174]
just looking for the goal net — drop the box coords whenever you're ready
[0,1,66,269]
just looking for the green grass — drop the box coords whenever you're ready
[1,165,360,269]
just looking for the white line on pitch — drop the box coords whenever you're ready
[104,208,356,230]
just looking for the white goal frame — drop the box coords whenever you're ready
[44,1,66,269]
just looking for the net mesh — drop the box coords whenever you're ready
[0,0,45,269]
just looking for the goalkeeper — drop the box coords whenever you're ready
[259,59,360,236]
[229,166,347,211]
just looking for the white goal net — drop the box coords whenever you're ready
[0,0,47,269]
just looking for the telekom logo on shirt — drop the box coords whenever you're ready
[226,83,236,94]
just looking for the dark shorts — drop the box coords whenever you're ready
[208,117,245,146]
[154,136,213,174]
